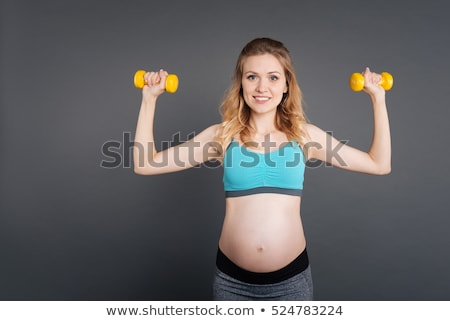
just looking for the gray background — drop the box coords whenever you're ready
[1,0,449,300]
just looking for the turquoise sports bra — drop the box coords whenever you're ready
[223,140,306,197]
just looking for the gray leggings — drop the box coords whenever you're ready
[212,266,314,301]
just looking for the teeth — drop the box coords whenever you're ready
[255,97,270,101]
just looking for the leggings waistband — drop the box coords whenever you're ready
[216,247,309,285]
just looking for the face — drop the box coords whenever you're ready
[241,54,288,115]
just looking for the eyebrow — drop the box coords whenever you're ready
[244,71,282,75]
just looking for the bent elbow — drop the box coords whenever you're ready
[133,167,145,175]
[133,166,155,175]
[374,164,391,175]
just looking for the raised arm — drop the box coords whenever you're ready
[305,67,391,175]
[133,69,221,175]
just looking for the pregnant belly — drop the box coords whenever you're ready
[219,194,306,272]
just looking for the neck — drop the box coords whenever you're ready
[249,111,277,135]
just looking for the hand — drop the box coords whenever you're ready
[142,69,168,101]
[362,67,385,99]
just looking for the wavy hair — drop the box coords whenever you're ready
[217,38,309,154]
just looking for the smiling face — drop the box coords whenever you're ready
[241,53,288,116]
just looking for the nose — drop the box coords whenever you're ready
[256,78,267,93]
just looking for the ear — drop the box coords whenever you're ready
[284,84,288,93]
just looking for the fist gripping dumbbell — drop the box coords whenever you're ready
[133,70,179,93]
[349,71,393,92]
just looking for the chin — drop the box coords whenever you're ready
[249,105,278,114]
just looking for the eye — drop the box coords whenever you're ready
[270,75,279,81]
[247,75,257,81]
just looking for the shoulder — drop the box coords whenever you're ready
[193,123,222,147]
[199,123,222,139]
[302,122,325,142]
[303,122,320,134]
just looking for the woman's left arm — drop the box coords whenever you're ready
[305,67,391,175]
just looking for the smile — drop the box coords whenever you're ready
[253,96,271,102]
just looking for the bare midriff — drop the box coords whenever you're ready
[218,193,306,273]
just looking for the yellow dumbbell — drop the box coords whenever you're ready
[349,71,393,92]
[133,70,179,93]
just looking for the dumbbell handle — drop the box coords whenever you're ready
[133,70,179,93]
[349,71,393,92]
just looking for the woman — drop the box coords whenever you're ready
[133,38,391,300]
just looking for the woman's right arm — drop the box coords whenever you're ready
[133,70,221,175]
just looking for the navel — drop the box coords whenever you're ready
[256,244,265,252]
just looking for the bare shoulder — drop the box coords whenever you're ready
[303,122,324,142]
[196,123,222,141]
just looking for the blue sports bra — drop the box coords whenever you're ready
[223,140,306,197]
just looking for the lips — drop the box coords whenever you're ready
[253,96,271,102]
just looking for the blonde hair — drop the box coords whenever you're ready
[217,38,309,153]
